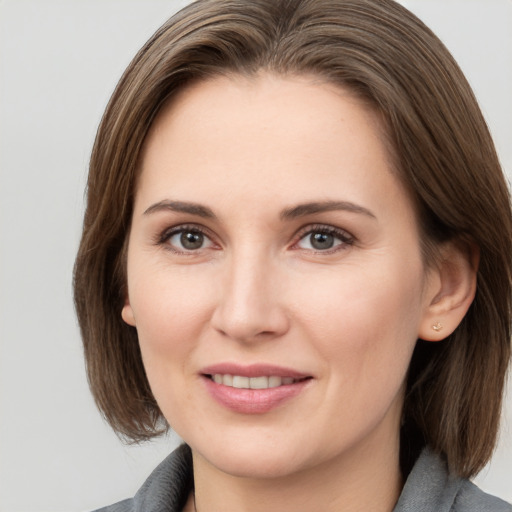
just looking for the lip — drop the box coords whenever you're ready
[200,363,313,414]
[200,363,310,379]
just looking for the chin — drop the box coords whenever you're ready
[203,448,308,480]
[188,430,330,481]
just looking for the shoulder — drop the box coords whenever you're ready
[453,480,512,512]
[93,499,134,512]
[394,447,511,512]
[90,444,193,512]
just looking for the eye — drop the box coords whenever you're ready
[161,226,215,253]
[295,226,353,252]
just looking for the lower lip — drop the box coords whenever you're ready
[202,376,311,414]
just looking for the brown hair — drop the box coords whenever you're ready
[74,0,512,477]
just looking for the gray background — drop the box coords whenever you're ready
[0,1,511,511]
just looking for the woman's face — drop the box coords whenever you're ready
[122,74,435,479]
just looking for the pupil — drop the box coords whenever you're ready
[311,232,334,250]
[181,231,203,250]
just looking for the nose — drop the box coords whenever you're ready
[211,251,290,343]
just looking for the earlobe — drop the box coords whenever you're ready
[419,241,479,342]
[121,300,136,326]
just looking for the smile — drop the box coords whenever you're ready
[201,364,313,414]
[209,374,304,389]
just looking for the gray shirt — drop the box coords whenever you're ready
[95,444,511,512]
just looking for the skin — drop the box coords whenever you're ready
[122,74,476,512]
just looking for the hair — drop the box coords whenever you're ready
[74,0,512,478]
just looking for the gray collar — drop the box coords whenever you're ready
[123,444,510,512]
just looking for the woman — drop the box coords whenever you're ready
[74,0,512,510]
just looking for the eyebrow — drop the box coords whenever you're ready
[143,199,376,221]
[280,201,376,220]
[143,200,216,219]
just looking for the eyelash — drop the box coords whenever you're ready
[293,224,354,254]
[157,224,217,254]
[156,223,354,255]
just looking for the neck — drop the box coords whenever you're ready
[190,428,403,512]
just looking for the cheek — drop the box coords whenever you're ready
[129,278,208,429]
[127,266,215,398]
[130,263,213,343]
[304,267,423,447]
[296,260,424,388]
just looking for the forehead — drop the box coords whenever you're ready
[146,73,387,153]
[145,73,386,152]
[136,73,412,222]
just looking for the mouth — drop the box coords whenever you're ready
[200,364,313,414]
[206,374,310,389]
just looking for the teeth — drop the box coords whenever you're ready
[250,376,268,389]
[232,376,249,389]
[268,376,282,388]
[211,374,300,389]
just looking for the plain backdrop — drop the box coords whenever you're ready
[0,1,511,511]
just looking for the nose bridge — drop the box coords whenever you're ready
[212,244,288,341]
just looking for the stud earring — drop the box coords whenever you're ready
[432,322,443,332]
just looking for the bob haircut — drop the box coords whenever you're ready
[74,0,512,478]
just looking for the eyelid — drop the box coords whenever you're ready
[156,223,219,253]
[291,223,355,252]
[154,222,354,254]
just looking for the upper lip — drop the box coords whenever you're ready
[200,363,311,379]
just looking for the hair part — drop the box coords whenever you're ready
[74,0,512,477]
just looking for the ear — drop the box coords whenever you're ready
[419,241,479,341]
[121,297,136,326]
